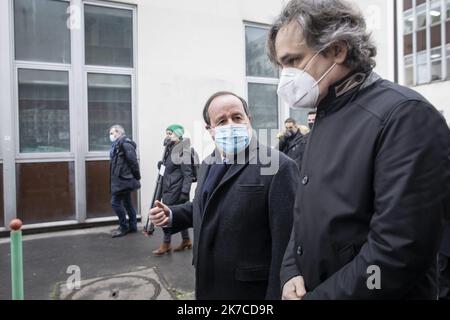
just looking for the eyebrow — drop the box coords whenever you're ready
[279,53,303,66]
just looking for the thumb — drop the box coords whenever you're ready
[155,200,167,210]
[295,278,306,297]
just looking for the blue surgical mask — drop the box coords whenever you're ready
[214,124,250,155]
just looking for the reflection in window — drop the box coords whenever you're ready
[248,83,278,146]
[14,0,70,63]
[430,0,442,25]
[245,26,279,78]
[403,12,413,34]
[85,5,133,67]
[18,69,70,153]
[88,74,132,151]
[416,6,427,29]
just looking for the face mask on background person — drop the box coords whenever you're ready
[110,134,117,143]
[277,50,336,110]
[163,137,172,146]
[214,124,251,156]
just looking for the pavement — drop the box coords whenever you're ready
[0,226,195,300]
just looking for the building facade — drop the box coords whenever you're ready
[0,0,396,230]
[397,0,450,120]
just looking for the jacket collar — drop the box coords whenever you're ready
[316,68,380,117]
[199,135,260,216]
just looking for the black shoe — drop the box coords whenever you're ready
[112,228,129,238]
[128,227,138,233]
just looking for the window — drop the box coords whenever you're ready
[87,73,132,151]
[84,4,136,219]
[14,0,71,63]
[245,26,278,78]
[245,25,280,145]
[8,1,138,226]
[248,83,279,136]
[18,69,70,153]
[401,0,450,85]
[85,5,133,67]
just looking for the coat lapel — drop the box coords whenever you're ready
[202,137,259,215]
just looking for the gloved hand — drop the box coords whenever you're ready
[157,161,163,170]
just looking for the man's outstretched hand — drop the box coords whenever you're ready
[149,200,170,227]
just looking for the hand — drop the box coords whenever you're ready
[157,161,163,170]
[179,193,189,203]
[276,132,285,139]
[149,200,170,227]
[282,276,307,300]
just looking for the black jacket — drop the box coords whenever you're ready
[277,131,308,171]
[281,70,450,300]
[441,225,450,257]
[110,136,141,195]
[169,138,300,300]
[162,139,194,206]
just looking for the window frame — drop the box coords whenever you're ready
[83,1,138,160]
[5,0,139,227]
[243,21,283,138]
[12,0,73,160]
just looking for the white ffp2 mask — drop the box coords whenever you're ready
[277,51,336,110]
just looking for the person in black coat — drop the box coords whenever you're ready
[440,124,450,300]
[439,225,450,300]
[109,125,141,238]
[152,124,194,256]
[150,91,300,300]
[277,118,308,171]
[267,0,450,299]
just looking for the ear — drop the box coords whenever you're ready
[331,41,348,64]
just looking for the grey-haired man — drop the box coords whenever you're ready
[268,0,450,300]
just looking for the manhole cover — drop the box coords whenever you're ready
[57,268,173,300]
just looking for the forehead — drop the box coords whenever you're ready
[209,95,246,119]
[275,21,310,61]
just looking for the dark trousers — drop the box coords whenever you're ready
[439,254,450,300]
[163,227,190,244]
[111,192,137,231]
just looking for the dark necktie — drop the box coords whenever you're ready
[201,163,229,213]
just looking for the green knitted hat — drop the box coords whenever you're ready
[166,124,184,138]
